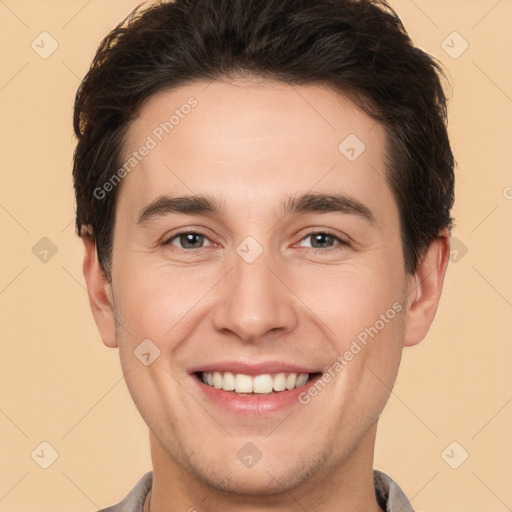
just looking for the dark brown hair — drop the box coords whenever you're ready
[72,0,455,280]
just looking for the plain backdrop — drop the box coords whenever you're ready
[1,1,511,511]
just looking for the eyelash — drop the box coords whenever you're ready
[162,229,349,254]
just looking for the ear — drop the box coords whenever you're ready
[403,228,451,347]
[82,232,118,348]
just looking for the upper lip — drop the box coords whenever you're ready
[189,361,321,376]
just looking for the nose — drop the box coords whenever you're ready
[211,247,298,343]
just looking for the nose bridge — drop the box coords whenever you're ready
[212,241,297,342]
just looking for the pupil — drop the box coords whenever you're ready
[314,233,331,248]
[182,233,201,248]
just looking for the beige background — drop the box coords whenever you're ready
[1,0,511,511]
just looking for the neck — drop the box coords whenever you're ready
[147,424,383,512]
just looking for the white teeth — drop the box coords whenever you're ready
[296,373,308,387]
[222,371,235,391]
[234,373,253,393]
[273,372,287,391]
[199,371,311,394]
[285,373,297,390]
[213,371,223,389]
[253,374,273,393]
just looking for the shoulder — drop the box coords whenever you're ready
[373,469,415,512]
[96,471,153,512]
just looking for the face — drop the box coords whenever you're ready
[89,78,437,496]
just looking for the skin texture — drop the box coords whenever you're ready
[82,78,450,512]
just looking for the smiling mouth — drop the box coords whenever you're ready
[194,371,322,394]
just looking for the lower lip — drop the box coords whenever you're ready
[191,373,322,414]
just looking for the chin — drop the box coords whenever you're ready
[181,445,328,498]
[195,463,308,496]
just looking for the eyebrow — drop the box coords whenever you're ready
[136,192,376,226]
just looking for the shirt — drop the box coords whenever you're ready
[97,469,415,512]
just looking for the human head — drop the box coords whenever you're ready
[74,0,454,506]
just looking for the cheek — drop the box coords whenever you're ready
[305,259,406,394]
[113,256,193,320]
[338,293,405,408]
[111,259,222,370]
[296,258,404,335]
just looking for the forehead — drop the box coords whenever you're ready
[117,78,395,225]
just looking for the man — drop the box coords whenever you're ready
[73,0,454,510]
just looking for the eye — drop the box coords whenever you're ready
[298,231,349,252]
[161,230,348,253]
[164,231,214,250]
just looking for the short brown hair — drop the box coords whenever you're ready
[72,0,455,279]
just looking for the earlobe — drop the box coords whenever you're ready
[403,228,451,347]
[82,232,118,348]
